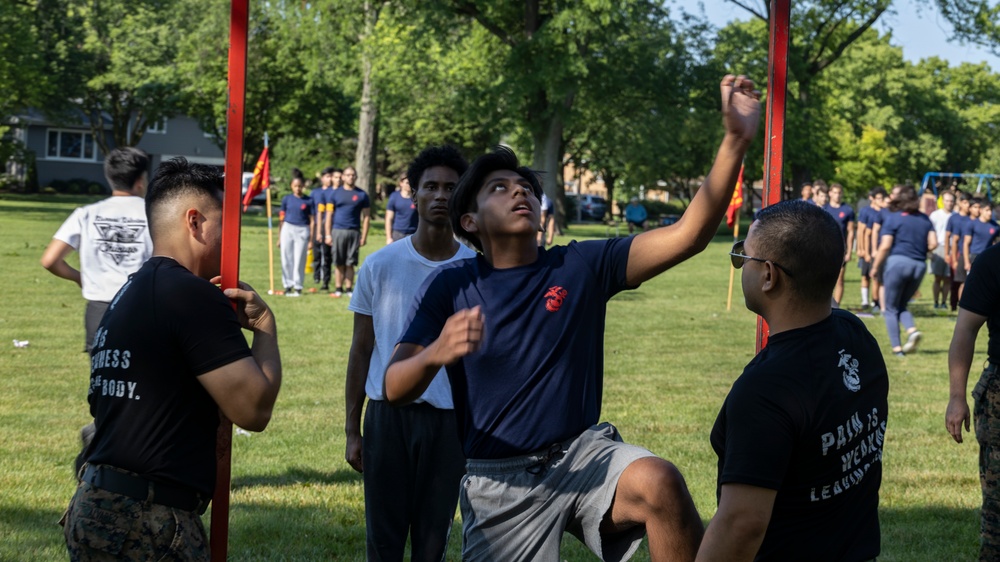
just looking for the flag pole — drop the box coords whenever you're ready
[757,0,790,352]
[214,0,248,559]
[726,216,741,311]
[264,134,275,295]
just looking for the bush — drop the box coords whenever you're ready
[87,183,106,195]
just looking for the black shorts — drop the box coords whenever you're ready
[858,258,872,279]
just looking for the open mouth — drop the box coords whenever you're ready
[512,202,532,214]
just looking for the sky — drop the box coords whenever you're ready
[675,0,1000,70]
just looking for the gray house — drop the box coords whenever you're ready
[7,109,225,189]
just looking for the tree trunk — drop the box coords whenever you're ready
[603,170,615,222]
[355,0,379,201]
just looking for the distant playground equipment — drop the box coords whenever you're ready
[921,172,997,201]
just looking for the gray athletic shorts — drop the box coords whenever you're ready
[332,228,361,266]
[955,250,969,282]
[84,300,110,353]
[930,252,950,277]
[460,422,655,562]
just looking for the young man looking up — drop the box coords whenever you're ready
[822,182,855,306]
[930,190,956,309]
[700,200,888,561]
[325,166,370,297]
[385,75,761,561]
[41,147,152,352]
[346,146,472,561]
[62,158,282,561]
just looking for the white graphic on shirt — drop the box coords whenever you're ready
[88,327,139,401]
[838,349,861,392]
[94,216,147,265]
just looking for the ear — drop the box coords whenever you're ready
[185,208,202,237]
[760,262,777,294]
[461,212,478,235]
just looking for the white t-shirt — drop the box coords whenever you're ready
[53,196,153,302]
[348,236,475,408]
[929,208,953,257]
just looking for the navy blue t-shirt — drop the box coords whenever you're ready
[968,219,1000,255]
[387,191,418,235]
[946,214,968,250]
[330,187,370,230]
[711,309,888,561]
[858,206,874,229]
[961,243,1000,363]
[312,187,333,220]
[400,238,635,459]
[881,211,931,260]
[280,194,312,226]
[823,203,855,241]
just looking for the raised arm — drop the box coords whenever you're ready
[345,313,374,472]
[198,281,282,432]
[384,306,483,405]
[625,75,761,286]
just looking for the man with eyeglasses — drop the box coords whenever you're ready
[698,200,888,562]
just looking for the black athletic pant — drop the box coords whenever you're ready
[313,242,332,285]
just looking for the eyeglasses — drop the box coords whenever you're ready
[729,240,794,277]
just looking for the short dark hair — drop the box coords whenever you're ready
[971,197,986,208]
[321,166,337,176]
[104,147,150,192]
[868,186,888,199]
[407,145,469,192]
[145,157,224,239]
[888,185,920,213]
[752,200,844,303]
[450,146,542,252]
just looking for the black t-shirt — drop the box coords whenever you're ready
[711,309,889,561]
[960,242,1000,363]
[86,257,252,496]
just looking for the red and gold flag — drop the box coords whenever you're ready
[242,147,270,212]
[725,164,745,229]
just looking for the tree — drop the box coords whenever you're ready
[932,0,1000,57]
[177,0,357,173]
[76,0,186,153]
[724,0,892,185]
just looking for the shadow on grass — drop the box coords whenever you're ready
[0,505,67,559]
[232,466,360,490]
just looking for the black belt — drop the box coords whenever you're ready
[82,464,210,515]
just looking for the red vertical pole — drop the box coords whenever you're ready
[213,0,248,559]
[756,0,790,353]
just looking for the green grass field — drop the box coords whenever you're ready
[0,193,987,560]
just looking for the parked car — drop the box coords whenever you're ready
[241,172,268,205]
[566,193,608,221]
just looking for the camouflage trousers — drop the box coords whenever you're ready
[62,480,210,561]
[973,362,1000,562]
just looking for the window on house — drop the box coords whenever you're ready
[146,119,167,134]
[46,130,97,161]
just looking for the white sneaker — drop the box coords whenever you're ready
[902,331,922,354]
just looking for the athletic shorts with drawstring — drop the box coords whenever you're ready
[460,422,655,562]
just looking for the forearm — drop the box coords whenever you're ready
[361,216,370,242]
[846,227,855,259]
[44,259,82,286]
[345,350,371,436]
[682,134,749,246]
[385,211,394,241]
[385,346,444,406]
[325,210,333,239]
[696,515,766,562]
[248,315,282,426]
[949,328,977,400]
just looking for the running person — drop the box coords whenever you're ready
[385,75,761,561]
